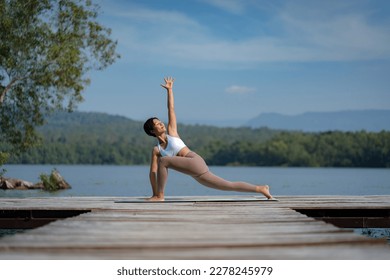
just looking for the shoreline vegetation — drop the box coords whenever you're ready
[2,111,390,168]
[0,169,71,191]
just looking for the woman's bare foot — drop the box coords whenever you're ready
[256,185,277,200]
[146,195,165,202]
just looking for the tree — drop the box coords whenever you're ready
[0,0,119,165]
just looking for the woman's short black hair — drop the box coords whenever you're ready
[143,117,158,137]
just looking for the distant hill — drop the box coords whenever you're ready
[7,111,276,165]
[6,111,390,167]
[246,110,390,132]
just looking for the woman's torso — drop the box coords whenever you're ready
[158,135,190,157]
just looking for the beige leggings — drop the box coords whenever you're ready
[157,152,260,193]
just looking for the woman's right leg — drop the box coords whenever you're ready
[157,152,208,198]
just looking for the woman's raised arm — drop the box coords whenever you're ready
[160,77,178,137]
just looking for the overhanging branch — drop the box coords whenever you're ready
[0,75,32,105]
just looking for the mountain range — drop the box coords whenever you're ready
[244,109,390,132]
[67,109,389,132]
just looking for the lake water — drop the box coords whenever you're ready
[1,165,389,198]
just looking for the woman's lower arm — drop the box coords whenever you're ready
[149,171,158,196]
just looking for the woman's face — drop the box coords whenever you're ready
[152,119,166,135]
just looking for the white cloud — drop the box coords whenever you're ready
[278,6,390,61]
[225,85,256,95]
[107,1,390,67]
[200,0,246,15]
[116,6,199,27]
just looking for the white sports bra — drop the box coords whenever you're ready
[158,135,187,157]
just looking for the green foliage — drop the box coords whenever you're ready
[39,170,59,192]
[0,151,7,165]
[210,131,390,167]
[5,111,278,165]
[0,0,119,157]
[4,112,390,168]
[39,168,68,192]
[0,151,8,176]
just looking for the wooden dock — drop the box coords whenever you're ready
[0,195,389,259]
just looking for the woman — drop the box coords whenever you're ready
[143,77,276,201]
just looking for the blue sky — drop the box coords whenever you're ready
[79,0,390,125]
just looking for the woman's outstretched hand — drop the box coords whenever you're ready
[161,77,174,91]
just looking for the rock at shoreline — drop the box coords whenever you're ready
[0,177,41,190]
[1,170,71,191]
